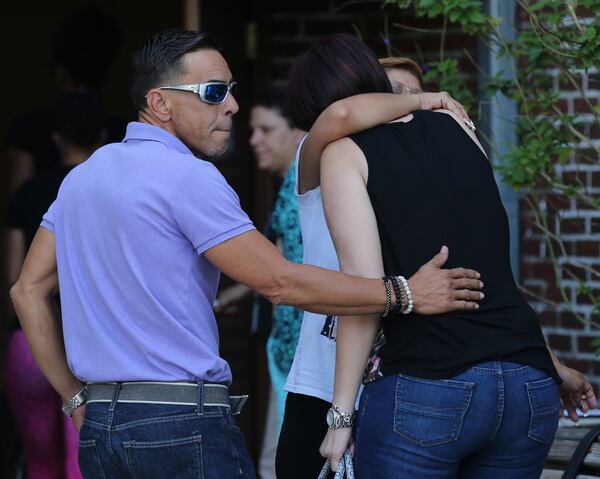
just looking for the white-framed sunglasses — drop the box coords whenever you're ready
[157,81,237,104]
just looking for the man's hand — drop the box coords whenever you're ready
[320,427,353,473]
[418,92,475,130]
[409,246,483,315]
[71,404,86,432]
[556,363,598,422]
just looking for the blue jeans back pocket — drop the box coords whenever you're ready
[394,374,474,447]
[526,377,560,445]
[79,439,107,479]
[124,435,203,479]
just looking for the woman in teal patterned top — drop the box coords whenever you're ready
[216,89,303,461]
[248,88,304,478]
[248,89,304,427]
[269,159,303,422]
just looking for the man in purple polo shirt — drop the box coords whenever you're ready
[11,29,489,477]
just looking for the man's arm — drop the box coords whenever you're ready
[298,92,471,193]
[10,227,84,405]
[3,228,26,329]
[204,228,483,317]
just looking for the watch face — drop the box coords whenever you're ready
[326,409,334,427]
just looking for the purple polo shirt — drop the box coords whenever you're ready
[41,122,255,384]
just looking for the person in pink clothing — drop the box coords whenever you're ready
[3,93,106,479]
[4,333,82,479]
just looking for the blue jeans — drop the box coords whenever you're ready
[354,362,560,479]
[78,399,256,478]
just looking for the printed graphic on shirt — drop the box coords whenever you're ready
[320,315,337,342]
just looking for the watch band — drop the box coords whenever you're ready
[62,386,88,417]
[327,403,356,429]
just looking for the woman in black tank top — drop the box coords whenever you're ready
[288,34,596,478]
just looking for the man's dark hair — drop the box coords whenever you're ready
[130,29,219,112]
[54,93,106,149]
[252,87,295,128]
[52,6,122,91]
[288,33,392,132]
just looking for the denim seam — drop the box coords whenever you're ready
[471,365,533,375]
[80,439,108,479]
[221,414,244,476]
[397,404,465,418]
[112,411,222,432]
[393,375,473,447]
[106,383,121,461]
[82,418,110,430]
[124,435,203,479]
[502,365,535,376]
[123,435,202,448]
[79,439,97,446]
[398,373,475,389]
[487,370,505,443]
[526,381,559,445]
[526,384,542,444]
[527,377,556,391]
[354,387,370,444]
[197,437,204,479]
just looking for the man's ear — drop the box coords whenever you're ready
[145,89,172,122]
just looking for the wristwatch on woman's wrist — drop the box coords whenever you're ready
[62,386,88,417]
[326,403,356,429]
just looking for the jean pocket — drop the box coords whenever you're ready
[79,439,107,479]
[526,376,560,445]
[124,435,203,479]
[225,412,242,433]
[393,374,474,447]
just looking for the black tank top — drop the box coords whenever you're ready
[350,110,559,382]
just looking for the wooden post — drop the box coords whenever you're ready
[183,0,201,30]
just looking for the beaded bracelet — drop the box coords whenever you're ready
[386,275,405,314]
[397,275,414,314]
[382,277,393,318]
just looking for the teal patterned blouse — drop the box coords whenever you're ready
[269,160,303,374]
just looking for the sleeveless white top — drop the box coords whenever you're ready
[284,136,340,403]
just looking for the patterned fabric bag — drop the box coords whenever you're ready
[362,332,385,384]
[317,450,355,479]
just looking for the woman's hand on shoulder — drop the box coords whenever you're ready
[417,92,475,130]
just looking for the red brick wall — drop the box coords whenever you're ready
[519,5,600,384]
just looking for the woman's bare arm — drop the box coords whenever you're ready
[318,138,385,468]
[298,92,471,194]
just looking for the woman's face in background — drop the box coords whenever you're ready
[249,106,300,177]
[385,68,423,95]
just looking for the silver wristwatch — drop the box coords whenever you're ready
[326,403,356,429]
[62,386,88,417]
